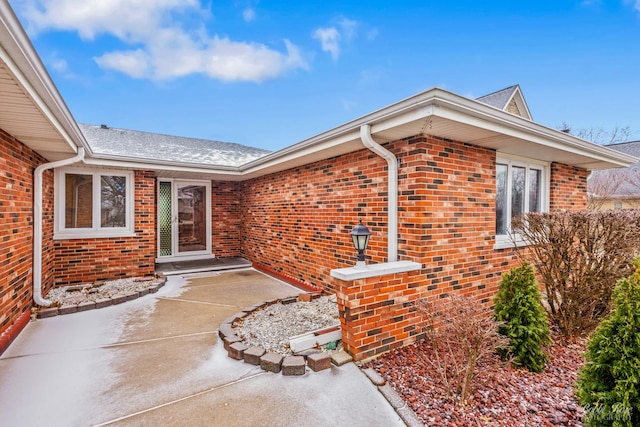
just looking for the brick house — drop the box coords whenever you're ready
[1,3,636,358]
[588,140,640,210]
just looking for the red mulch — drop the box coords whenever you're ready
[363,331,587,426]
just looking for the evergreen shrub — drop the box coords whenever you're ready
[494,262,551,373]
[576,259,640,427]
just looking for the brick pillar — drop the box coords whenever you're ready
[331,270,425,361]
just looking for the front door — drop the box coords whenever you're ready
[158,180,211,260]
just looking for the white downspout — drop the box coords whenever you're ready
[33,148,85,306]
[359,124,398,262]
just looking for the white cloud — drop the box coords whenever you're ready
[337,17,358,41]
[94,49,151,79]
[242,7,256,22]
[312,16,372,61]
[49,52,69,73]
[17,0,307,82]
[312,27,341,60]
[19,0,199,40]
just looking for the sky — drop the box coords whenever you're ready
[8,0,640,151]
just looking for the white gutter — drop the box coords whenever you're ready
[33,148,86,306]
[360,124,398,262]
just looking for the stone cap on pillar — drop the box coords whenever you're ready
[330,261,422,281]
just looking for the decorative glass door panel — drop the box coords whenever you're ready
[158,182,173,256]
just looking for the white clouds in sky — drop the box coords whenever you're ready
[312,27,341,60]
[242,7,256,22]
[17,0,307,82]
[588,0,640,12]
[313,16,374,61]
[313,17,358,61]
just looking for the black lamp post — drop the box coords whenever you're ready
[350,219,371,267]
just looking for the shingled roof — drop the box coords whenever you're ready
[79,124,270,167]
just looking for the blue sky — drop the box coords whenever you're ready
[9,0,640,151]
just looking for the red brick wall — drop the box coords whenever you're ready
[211,181,243,257]
[0,129,51,338]
[52,170,156,285]
[241,146,389,288]
[550,163,588,210]
[240,133,589,360]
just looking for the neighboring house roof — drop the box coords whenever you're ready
[79,124,270,168]
[589,141,640,197]
[476,84,533,120]
[0,2,84,160]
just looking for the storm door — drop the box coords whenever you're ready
[158,180,211,260]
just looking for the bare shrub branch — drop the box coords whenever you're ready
[512,210,640,340]
[418,295,509,402]
[587,169,627,210]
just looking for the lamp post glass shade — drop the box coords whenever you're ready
[351,220,371,262]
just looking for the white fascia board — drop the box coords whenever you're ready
[432,96,638,169]
[239,89,445,174]
[369,105,436,134]
[0,3,85,153]
[82,155,243,177]
[240,129,361,175]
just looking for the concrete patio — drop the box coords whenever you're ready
[0,269,406,426]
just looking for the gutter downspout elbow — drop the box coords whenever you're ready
[359,124,398,262]
[33,147,85,307]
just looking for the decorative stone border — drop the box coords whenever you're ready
[35,276,167,319]
[361,368,424,427]
[218,292,353,376]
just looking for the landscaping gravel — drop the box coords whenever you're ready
[46,277,157,305]
[233,295,340,355]
[364,328,587,426]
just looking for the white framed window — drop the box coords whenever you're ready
[54,167,135,239]
[495,155,549,248]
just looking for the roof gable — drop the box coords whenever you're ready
[476,85,532,120]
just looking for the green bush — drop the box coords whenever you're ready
[494,262,551,373]
[576,259,640,427]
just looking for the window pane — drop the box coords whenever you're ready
[496,164,508,235]
[101,176,127,228]
[65,174,93,228]
[529,169,541,212]
[178,185,207,253]
[511,166,525,220]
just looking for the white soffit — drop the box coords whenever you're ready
[0,3,80,160]
[368,94,636,171]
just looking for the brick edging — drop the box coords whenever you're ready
[35,275,167,319]
[219,292,351,376]
[253,263,322,293]
[0,310,31,356]
[361,368,424,426]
